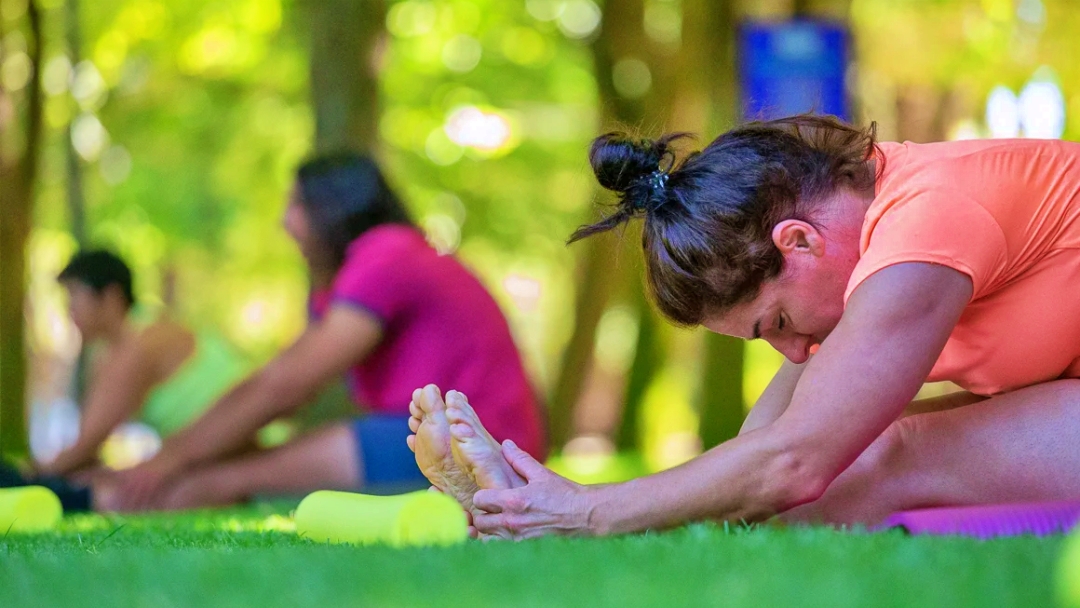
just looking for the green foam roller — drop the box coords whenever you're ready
[294,490,468,547]
[0,486,63,533]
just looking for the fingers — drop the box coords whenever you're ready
[472,512,514,539]
[472,488,504,513]
[501,440,548,481]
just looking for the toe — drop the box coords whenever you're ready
[421,384,446,414]
[408,416,421,433]
[446,404,465,424]
[446,390,470,409]
[406,434,416,452]
[450,421,477,440]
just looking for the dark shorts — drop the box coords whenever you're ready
[350,414,428,495]
[0,461,92,512]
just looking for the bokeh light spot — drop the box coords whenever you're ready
[442,34,482,73]
[557,0,602,39]
[444,106,512,151]
[985,85,1020,138]
[612,58,652,99]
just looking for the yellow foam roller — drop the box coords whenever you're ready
[1059,525,1080,608]
[0,486,63,533]
[295,490,468,547]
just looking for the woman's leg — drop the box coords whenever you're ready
[782,379,1080,526]
[156,421,362,509]
[152,414,427,510]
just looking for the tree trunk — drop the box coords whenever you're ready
[307,0,386,154]
[547,228,623,448]
[550,0,664,450]
[299,0,387,429]
[0,0,45,458]
[65,0,86,245]
[677,0,745,450]
[558,0,745,451]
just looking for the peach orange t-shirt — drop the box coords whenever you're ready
[844,138,1080,396]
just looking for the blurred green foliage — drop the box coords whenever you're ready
[11,0,1080,454]
[25,0,602,391]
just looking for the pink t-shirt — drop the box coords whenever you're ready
[310,224,547,459]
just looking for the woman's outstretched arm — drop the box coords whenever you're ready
[473,262,972,538]
[37,328,168,476]
[111,305,383,510]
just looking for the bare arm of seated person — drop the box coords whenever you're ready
[742,357,985,435]
[37,323,186,476]
[111,305,384,509]
[472,263,972,538]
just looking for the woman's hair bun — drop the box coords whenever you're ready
[589,132,670,194]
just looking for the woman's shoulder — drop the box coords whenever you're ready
[132,319,196,375]
[345,224,425,257]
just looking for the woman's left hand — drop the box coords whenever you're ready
[472,440,599,540]
[108,451,184,511]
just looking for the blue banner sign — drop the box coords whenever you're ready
[740,19,850,121]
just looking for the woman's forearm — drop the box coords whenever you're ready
[46,396,143,474]
[587,426,823,535]
[740,360,807,434]
[44,442,97,475]
[159,368,307,470]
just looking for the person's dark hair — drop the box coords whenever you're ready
[58,249,136,308]
[571,114,879,326]
[295,152,412,270]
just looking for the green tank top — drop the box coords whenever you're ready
[140,331,248,436]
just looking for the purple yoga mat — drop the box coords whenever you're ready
[877,501,1080,539]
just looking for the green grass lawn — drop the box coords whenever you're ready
[0,503,1067,607]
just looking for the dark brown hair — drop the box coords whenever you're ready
[58,249,135,309]
[571,114,878,326]
[296,152,412,271]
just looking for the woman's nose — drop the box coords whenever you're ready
[771,335,811,364]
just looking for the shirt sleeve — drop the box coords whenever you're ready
[328,234,416,323]
[845,190,1009,303]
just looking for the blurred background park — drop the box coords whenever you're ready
[1,0,1077,478]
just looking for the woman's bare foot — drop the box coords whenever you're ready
[446,391,525,490]
[407,385,482,511]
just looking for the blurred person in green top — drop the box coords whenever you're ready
[35,250,247,477]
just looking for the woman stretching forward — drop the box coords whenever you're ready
[409,115,1080,537]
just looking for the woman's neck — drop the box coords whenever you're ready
[98,310,131,345]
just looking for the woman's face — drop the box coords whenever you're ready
[63,281,106,342]
[701,213,862,363]
[703,269,845,364]
[283,182,315,260]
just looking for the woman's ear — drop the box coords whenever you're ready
[771,219,825,258]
